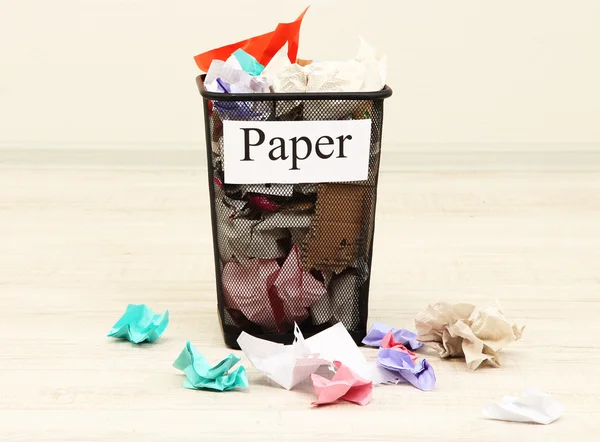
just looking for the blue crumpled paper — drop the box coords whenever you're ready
[173,341,248,391]
[377,348,436,391]
[107,304,169,344]
[232,49,264,76]
[362,322,423,350]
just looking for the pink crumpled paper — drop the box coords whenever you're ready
[223,245,326,333]
[381,330,418,363]
[310,361,373,406]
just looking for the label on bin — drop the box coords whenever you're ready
[222,119,372,184]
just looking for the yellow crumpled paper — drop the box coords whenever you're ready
[414,300,525,371]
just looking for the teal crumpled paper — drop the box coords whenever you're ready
[107,304,169,344]
[232,48,264,76]
[173,341,248,391]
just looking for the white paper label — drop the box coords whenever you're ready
[222,119,372,184]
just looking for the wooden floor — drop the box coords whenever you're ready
[1,148,599,441]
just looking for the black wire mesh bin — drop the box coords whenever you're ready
[197,74,393,348]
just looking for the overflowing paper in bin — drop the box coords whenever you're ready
[195,7,392,343]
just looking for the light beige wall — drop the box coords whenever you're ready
[0,0,599,148]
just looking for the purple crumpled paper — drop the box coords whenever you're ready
[212,78,265,120]
[376,348,436,391]
[362,322,423,350]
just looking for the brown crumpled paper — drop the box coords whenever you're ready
[414,300,525,371]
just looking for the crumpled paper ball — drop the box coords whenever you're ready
[414,300,525,371]
[107,304,169,344]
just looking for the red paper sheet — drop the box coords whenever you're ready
[194,7,310,72]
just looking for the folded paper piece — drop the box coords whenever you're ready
[415,300,525,371]
[223,245,326,332]
[194,7,309,72]
[482,389,563,425]
[376,349,436,391]
[362,322,423,350]
[237,323,331,390]
[107,304,169,344]
[310,361,373,406]
[173,341,248,391]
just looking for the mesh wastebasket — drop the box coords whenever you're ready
[197,75,393,348]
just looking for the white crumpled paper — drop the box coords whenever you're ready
[482,389,564,425]
[261,45,307,93]
[262,37,387,93]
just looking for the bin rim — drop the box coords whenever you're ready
[196,74,392,102]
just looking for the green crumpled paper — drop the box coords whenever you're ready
[173,341,248,391]
[107,304,169,344]
[233,48,264,76]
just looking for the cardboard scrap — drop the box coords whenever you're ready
[302,184,371,274]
